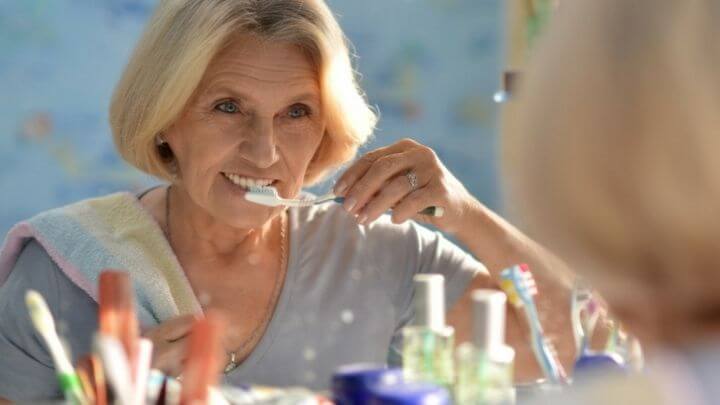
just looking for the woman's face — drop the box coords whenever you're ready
[165,36,326,228]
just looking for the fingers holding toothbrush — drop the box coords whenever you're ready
[334,138,476,233]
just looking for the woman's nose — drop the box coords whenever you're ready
[238,117,279,169]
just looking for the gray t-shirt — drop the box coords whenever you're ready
[0,201,482,400]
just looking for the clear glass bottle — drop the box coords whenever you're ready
[402,274,455,389]
[455,289,515,405]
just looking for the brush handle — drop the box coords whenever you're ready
[418,206,444,217]
[58,373,86,405]
[41,333,87,404]
[532,333,566,384]
[95,335,134,405]
[502,265,567,384]
[332,197,444,217]
[133,339,153,405]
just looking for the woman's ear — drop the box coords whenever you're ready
[154,129,181,181]
[156,132,175,162]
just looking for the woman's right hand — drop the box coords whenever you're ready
[142,314,197,377]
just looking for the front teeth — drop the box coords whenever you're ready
[223,173,274,189]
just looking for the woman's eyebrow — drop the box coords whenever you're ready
[202,85,318,105]
[287,92,320,105]
[202,85,252,102]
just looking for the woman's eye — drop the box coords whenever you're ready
[215,101,240,114]
[288,104,310,119]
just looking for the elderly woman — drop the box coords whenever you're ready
[0,0,572,400]
[506,0,720,403]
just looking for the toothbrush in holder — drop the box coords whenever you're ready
[570,281,593,357]
[181,312,226,405]
[245,185,444,217]
[500,264,567,384]
[25,290,88,405]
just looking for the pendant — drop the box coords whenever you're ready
[224,352,239,374]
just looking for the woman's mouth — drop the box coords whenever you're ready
[221,172,277,189]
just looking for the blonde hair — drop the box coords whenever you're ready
[110,0,376,185]
[503,0,720,318]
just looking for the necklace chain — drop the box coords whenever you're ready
[164,185,287,374]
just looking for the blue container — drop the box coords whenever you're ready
[573,352,627,380]
[367,383,450,405]
[332,363,403,405]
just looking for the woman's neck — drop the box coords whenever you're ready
[167,185,278,263]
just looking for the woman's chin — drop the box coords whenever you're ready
[217,198,279,227]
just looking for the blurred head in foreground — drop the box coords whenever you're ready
[504,0,720,350]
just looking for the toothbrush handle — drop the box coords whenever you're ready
[525,302,567,383]
[333,197,444,218]
[419,206,444,217]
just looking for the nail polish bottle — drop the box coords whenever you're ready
[455,289,515,404]
[402,274,455,389]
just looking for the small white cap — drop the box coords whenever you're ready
[412,274,446,331]
[471,289,507,351]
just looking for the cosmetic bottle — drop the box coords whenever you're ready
[402,274,455,389]
[455,289,515,405]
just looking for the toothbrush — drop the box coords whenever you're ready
[570,281,593,356]
[605,321,620,354]
[133,338,154,405]
[581,298,602,351]
[98,270,140,379]
[181,312,227,405]
[25,290,88,405]
[245,185,444,217]
[95,334,134,405]
[99,270,147,404]
[76,367,95,405]
[76,354,106,405]
[500,264,567,384]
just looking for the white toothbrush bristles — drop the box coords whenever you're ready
[26,291,73,373]
[26,290,56,337]
[245,186,317,207]
[244,186,284,207]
